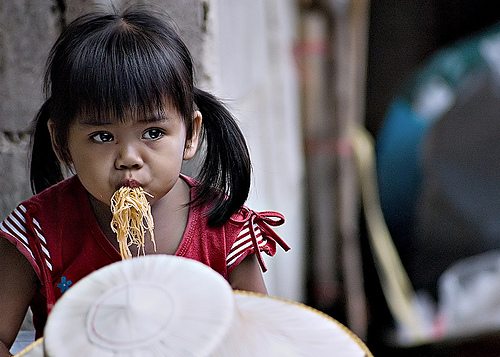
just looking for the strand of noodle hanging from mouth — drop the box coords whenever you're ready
[110,186,156,260]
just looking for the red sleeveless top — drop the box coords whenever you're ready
[0,175,289,337]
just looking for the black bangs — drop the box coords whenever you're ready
[47,10,194,126]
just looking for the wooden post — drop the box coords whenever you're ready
[298,7,342,312]
[329,0,371,339]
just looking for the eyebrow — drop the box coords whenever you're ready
[78,113,172,126]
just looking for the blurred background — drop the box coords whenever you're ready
[4,0,500,355]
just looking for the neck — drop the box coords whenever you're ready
[150,178,191,254]
[89,194,115,247]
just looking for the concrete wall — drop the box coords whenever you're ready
[213,0,305,302]
[0,0,59,218]
[0,0,305,301]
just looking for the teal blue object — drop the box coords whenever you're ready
[375,21,500,240]
[376,97,427,238]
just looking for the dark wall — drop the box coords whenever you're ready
[365,0,500,136]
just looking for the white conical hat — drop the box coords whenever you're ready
[43,255,234,357]
[37,255,372,356]
[211,291,372,357]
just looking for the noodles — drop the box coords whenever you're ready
[110,186,155,260]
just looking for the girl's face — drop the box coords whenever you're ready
[53,106,201,207]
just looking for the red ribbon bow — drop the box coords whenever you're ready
[232,208,290,272]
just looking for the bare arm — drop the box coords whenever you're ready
[0,238,38,356]
[228,254,268,294]
[0,343,11,357]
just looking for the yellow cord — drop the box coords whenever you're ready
[349,126,427,343]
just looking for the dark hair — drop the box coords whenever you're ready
[30,7,251,226]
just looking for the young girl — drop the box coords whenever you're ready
[0,7,289,355]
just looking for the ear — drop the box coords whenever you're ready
[183,111,202,160]
[47,119,71,164]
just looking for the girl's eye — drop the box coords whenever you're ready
[143,128,164,140]
[90,132,114,143]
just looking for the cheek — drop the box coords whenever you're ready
[71,152,101,172]
[69,147,114,188]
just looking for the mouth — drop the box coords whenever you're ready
[117,179,141,189]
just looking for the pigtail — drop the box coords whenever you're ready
[193,88,251,226]
[30,99,65,194]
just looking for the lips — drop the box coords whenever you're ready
[117,179,141,189]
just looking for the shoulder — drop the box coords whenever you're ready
[0,177,79,247]
[180,174,290,271]
[226,206,290,273]
[0,176,86,278]
[28,175,83,207]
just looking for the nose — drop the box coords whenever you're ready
[114,143,144,170]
